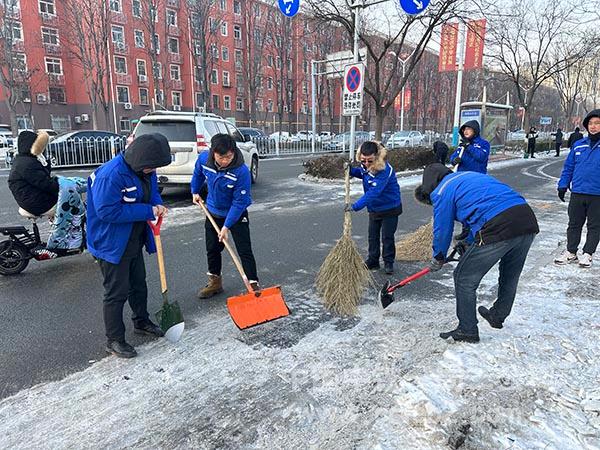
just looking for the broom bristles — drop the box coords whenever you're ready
[316,234,374,316]
[395,221,433,262]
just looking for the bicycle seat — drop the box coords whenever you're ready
[18,206,55,220]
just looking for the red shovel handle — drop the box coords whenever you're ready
[147,215,163,236]
[388,267,431,293]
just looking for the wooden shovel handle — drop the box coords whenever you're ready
[196,199,254,293]
[147,218,167,294]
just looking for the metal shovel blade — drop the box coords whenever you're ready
[379,280,395,309]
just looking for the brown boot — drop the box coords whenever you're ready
[197,274,224,299]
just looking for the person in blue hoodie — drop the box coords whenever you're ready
[191,133,259,298]
[449,120,490,174]
[554,109,600,268]
[346,141,402,275]
[87,133,171,358]
[414,164,539,343]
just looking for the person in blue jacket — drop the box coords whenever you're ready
[414,164,539,343]
[87,133,171,358]
[191,133,259,298]
[449,120,490,174]
[346,141,402,275]
[554,109,600,268]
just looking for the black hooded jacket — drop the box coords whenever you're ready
[433,141,450,164]
[567,129,584,148]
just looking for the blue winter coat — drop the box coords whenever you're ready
[191,150,252,228]
[86,154,161,264]
[449,120,490,174]
[431,171,526,257]
[558,137,600,196]
[350,162,402,213]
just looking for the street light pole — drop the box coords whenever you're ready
[349,1,361,162]
[400,61,406,131]
[451,23,466,147]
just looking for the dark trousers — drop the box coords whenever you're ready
[528,144,536,158]
[453,234,535,334]
[567,193,600,255]
[367,214,399,265]
[555,143,561,156]
[205,212,258,281]
[98,250,149,342]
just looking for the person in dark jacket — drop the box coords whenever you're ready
[191,133,259,298]
[567,127,584,149]
[526,127,538,158]
[346,141,402,274]
[551,128,563,157]
[449,120,490,174]
[414,164,539,343]
[87,133,171,358]
[433,140,449,164]
[554,110,600,268]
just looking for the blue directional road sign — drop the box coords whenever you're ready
[278,0,300,18]
[399,0,430,15]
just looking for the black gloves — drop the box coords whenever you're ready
[451,156,462,166]
[428,257,445,272]
[557,188,567,202]
[344,203,353,212]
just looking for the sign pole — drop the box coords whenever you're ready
[311,60,317,154]
[349,2,361,162]
[452,23,465,147]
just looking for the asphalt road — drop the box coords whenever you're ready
[0,154,566,399]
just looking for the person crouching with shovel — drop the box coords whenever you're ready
[87,133,172,358]
[191,133,260,298]
[414,163,539,343]
[346,141,402,275]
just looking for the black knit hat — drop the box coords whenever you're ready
[582,109,600,131]
[17,130,38,155]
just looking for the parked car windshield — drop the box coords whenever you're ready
[135,120,196,141]
[392,131,411,138]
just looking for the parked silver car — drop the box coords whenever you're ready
[386,130,425,148]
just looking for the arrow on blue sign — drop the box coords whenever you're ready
[278,0,300,18]
[398,0,430,15]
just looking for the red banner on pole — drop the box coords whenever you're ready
[438,23,459,72]
[403,87,411,111]
[394,94,402,112]
[464,19,486,70]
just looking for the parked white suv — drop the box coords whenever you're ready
[130,112,260,188]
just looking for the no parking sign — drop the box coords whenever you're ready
[342,63,365,116]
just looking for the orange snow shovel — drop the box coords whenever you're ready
[197,200,290,329]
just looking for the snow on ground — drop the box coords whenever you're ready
[1,168,599,449]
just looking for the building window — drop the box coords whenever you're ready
[219,0,226,11]
[153,62,162,79]
[254,3,261,17]
[302,82,308,95]
[39,0,55,15]
[211,69,218,84]
[267,77,273,90]
[120,117,131,132]
[45,57,62,74]
[223,95,231,110]
[235,50,243,70]
[136,59,147,76]
[172,91,181,106]
[116,86,130,103]
[256,99,263,112]
[49,87,65,103]
[236,73,243,87]
[170,65,180,81]
[212,94,220,109]
[196,92,203,109]
[134,30,144,48]
[222,46,229,61]
[194,66,201,82]
[233,25,242,40]
[222,71,230,86]
[166,9,177,26]
[114,56,127,74]
[11,22,23,41]
[14,53,26,72]
[233,0,241,14]
[110,0,122,12]
[168,37,179,54]
[51,115,71,132]
[267,99,273,112]
[276,56,281,69]
[209,17,217,33]
[155,89,164,105]
[221,21,228,37]
[111,25,125,44]
[139,88,149,105]
[236,97,243,111]
[152,34,160,53]
[303,60,309,73]
[267,55,273,67]
[132,0,141,18]
[210,44,219,59]
[150,5,158,22]
[41,27,59,45]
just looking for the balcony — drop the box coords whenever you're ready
[44,43,61,56]
[168,53,183,64]
[48,73,65,86]
[169,79,185,90]
[168,25,181,37]
[113,42,129,55]
[167,0,180,8]
[116,73,132,85]
[40,13,58,26]
[111,12,127,25]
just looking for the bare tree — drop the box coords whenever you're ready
[486,0,594,128]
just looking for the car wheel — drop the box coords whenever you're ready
[250,156,258,184]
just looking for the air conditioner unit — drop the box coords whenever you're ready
[138,74,148,83]
[173,105,181,111]
[36,93,48,104]
[81,113,89,122]
[74,116,82,124]
[123,102,132,110]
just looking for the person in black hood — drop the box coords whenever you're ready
[567,126,584,149]
[432,140,449,164]
[87,132,171,358]
[526,126,538,158]
[448,120,490,173]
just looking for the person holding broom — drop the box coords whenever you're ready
[87,133,171,358]
[191,133,260,298]
[414,163,539,343]
[346,141,402,275]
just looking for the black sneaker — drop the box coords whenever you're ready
[478,306,503,329]
[134,320,165,337]
[439,328,480,343]
[384,263,394,275]
[364,259,380,270]
[106,340,137,358]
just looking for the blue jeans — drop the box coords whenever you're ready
[453,234,536,334]
[367,214,399,265]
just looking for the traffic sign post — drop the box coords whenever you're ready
[278,0,300,18]
[342,63,365,117]
[398,0,430,15]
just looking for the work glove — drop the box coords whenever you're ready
[344,203,354,212]
[451,156,462,166]
[428,257,445,272]
[557,188,567,202]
